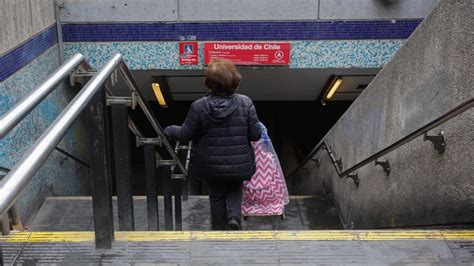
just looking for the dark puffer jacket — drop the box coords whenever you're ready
[164,93,261,181]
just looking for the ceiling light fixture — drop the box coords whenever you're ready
[325,77,343,100]
[151,83,168,107]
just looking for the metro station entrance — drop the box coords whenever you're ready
[25,66,377,232]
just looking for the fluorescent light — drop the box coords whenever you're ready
[326,78,342,100]
[151,83,167,107]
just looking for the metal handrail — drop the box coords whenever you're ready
[117,63,187,175]
[0,54,123,217]
[0,53,188,217]
[0,54,87,138]
[287,98,474,185]
[103,70,187,174]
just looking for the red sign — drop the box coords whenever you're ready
[204,42,290,65]
[179,42,198,65]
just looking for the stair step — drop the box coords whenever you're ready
[27,196,342,231]
[2,230,473,264]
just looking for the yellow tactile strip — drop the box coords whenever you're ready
[1,230,474,243]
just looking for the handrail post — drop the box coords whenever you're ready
[171,141,191,231]
[144,144,159,231]
[110,104,135,231]
[158,160,174,231]
[174,177,182,231]
[172,142,182,231]
[0,214,9,236]
[8,206,23,231]
[138,138,161,231]
[182,141,193,201]
[0,174,10,236]
[86,89,115,249]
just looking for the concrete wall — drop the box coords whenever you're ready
[59,0,438,22]
[178,0,319,21]
[293,0,473,228]
[319,0,440,20]
[0,0,56,54]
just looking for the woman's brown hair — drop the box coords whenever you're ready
[205,58,241,95]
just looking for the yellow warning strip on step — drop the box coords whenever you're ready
[441,230,474,240]
[1,230,474,243]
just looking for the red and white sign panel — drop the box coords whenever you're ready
[179,42,198,65]
[204,42,290,65]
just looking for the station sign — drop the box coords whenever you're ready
[179,42,198,65]
[204,42,290,65]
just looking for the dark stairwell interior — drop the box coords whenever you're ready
[132,100,352,195]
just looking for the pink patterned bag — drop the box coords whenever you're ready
[242,123,289,216]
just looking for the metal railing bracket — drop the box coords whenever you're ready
[336,158,343,170]
[157,160,176,166]
[375,159,391,175]
[106,92,138,109]
[172,174,186,180]
[136,137,162,147]
[310,157,321,167]
[131,92,138,110]
[106,96,133,107]
[70,69,97,86]
[423,130,446,154]
[347,173,360,187]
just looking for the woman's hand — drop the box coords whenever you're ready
[164,125,181,140]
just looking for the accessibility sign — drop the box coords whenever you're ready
[179,42,198,65]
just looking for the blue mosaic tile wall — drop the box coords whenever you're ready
[64,40,404,70]
[0,46,90,219]
[62,20,421,42]
[0,20,415,80]
[0,25,58,82]
[291,40,404,68]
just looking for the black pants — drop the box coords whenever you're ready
[206,180,243,230]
